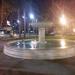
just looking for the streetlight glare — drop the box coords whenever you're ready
[7,20,11,26]
[73,28,75,32]
[17,19,20,23]
[22,16,25,19]
[59,14,67,26]
[29,13,35,20]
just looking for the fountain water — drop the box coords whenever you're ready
[4,22,75,59]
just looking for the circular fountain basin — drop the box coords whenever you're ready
[4,39,75,59]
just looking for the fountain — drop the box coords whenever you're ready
[4,22,75,59]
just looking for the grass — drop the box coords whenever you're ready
[46,35,75,40]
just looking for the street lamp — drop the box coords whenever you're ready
[23,12,26,38]
[59,14,67,26]
[73,28,75,32]
[17,19,21,38]
[59,14,67,35]
[29,13,35,20]
[29,13,35,37]
[17,19,20,24]
[7,20,11,26]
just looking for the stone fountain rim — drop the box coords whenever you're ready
[5,39,75,51]
[4,39,75,59]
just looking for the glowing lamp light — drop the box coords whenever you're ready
[59,14,67,26]
[29,13,35,20]
[73,28,75,32]
[22,16,25,19]
[17,20,20,23]
[7,20,11,26]
[14,34,17,37]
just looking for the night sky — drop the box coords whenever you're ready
[0,0,53,21]
[1,0,75,22]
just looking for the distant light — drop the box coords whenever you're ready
[17,20,20,23]
[59,14,67,26]
[14,33,17,37]
[29,13,35,20]
[22,16,25,19]
[7,20,10,26]
[73,28,75,32]
[30,31,34,33]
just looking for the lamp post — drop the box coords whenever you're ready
[29,13,35,20]
[7,20,11,26]
[59,14,67,36]
[22,12,26,38]
[17,8,22,38]
[17,19,21,38]
[29,13,35,37]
